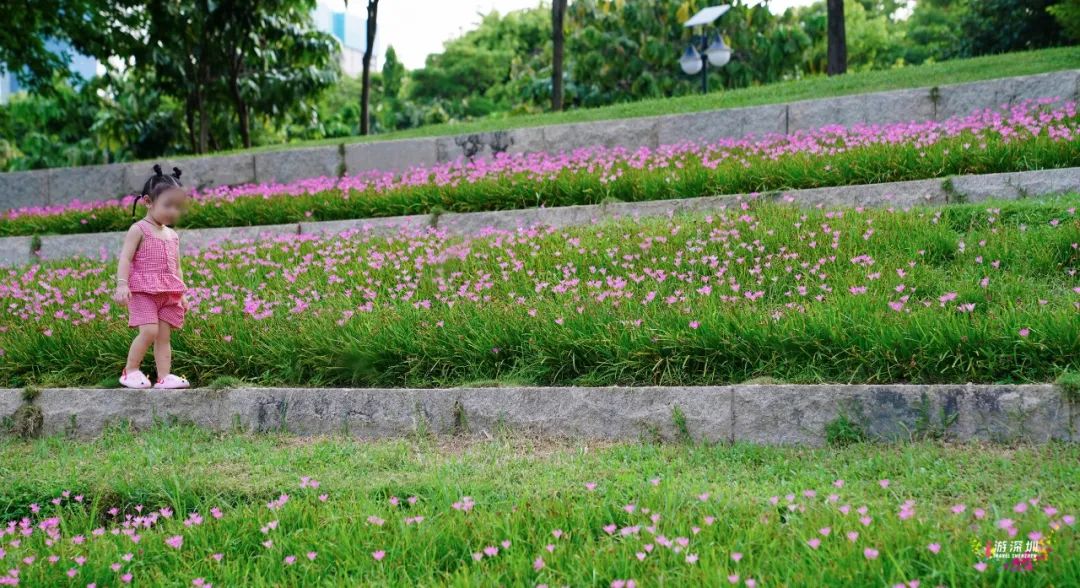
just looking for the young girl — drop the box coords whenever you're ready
[113,164,191,389]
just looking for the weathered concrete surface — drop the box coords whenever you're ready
[435,130,548,163]
[345,139,439,174]
[656,103,787,146]
[935,70,1080,120]
[123,154,258,195]
[47,163,128,206]
[36,231,117,262]
[543,117,659,152]
[254,146,342,185]
[949,167,1080,203]
[0,169,49,210]
[732,385,1074,444]
[0,236,31,266]
[0,385,1071,444]
[300,214,432,238]
[3,70,1078,211]
[4,166,1078,267]
[788,88,936,132]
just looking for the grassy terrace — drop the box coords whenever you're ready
[237,46,1080,154]
[3,98,1079,237]
[1,196,1077,388]
[0,428,1076,586]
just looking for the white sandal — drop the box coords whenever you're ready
[119,369,152,389]
[153,374,190,389]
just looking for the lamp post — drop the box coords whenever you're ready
[679,5,732,94]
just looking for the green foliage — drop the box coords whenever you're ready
[825,413,868,446]
[409,8,551,118]
[0,76,110,170]
[567,0,812,106]
[953,0,1068,57]
[1049,0,1080,42]
[1057,371,1080,403]
[0,0,102,90]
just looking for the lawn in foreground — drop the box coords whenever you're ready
[2,196,1078,388]
[0,427,1076,586]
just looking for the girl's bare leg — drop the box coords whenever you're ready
[125,324,159,372]
[154,321,172,379]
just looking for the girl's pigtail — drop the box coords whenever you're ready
[134,164,168,217]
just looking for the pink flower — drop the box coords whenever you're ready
[372,550,385,561]
[928,543,941,554]
[879,479,890,489]
[165,535,183,550]
[1019,328,1030,337]
[730,552,742,562]
[974,562,987,572]
[806,538,821,549]
[306,552,317,561]
[689,320,700,329]
[864,548,879,560]
[534,557,544,570]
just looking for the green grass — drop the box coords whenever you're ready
[0,426,1076,586]
[232,46,1080,155]
[2,196,1078,388]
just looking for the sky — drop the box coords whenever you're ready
[323,0,818,70]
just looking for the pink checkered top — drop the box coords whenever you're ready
[128,219,186,293]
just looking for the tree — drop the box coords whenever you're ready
[216,0,338,148]
[1049,0,1080,42]
[87,0,336,154]
[565,1,810,106]
[552,0,567,111]
[954,0,1067,57]
[826,0,847,75]
[360,0,380,135]
[410,8,550,118]
[0,0,102,91]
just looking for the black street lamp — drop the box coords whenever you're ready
[679,5,732,94]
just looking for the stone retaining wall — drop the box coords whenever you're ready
[0,385,1072,445]
[2,166,1077,267]
[1,70,1077,212]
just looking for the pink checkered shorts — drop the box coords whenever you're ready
[128,291,185,329]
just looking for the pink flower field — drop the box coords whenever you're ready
[1,194,1077,387]
[2,99,1077,238]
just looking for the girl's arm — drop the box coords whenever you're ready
[113,226,142,304]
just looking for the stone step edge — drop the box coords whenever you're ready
[1,384,1074,445]
[1,166,1078,267]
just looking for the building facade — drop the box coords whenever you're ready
[312,1,380,77]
